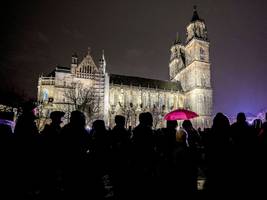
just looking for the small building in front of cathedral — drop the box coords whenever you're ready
[37,7,212,129]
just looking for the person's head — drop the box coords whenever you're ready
[50,111,65,125]
[70,110,85,127]
[237,112,246,123]
[145,112,153,127]
[139,112,153,127]
[139,112,146,125]
[92,119,106,133]
[182,120,193,130]
[166,120,178,130]
[212,112,230,129]
[115,115,125,127]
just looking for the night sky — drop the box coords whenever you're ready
[1,0,267,116]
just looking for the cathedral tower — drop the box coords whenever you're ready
[171,6,213,128]
[99,50,106,74]
[71,53,78,74]
[169,33,185,81]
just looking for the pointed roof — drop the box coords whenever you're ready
[99,49,105,62]
[72,52,78,58]
[191,5,202,22]
[78,47,97,69]
[173,32,181,45]
[99,49,106,73]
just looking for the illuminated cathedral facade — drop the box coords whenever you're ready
[37,7,212,129]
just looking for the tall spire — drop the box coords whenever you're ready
[102,49,105,61]
[87,47,91,55]
[191,5,201,22]
[186,5,208,42]
[174,32,181,45]
[99,49,106,74]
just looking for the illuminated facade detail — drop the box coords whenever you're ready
[37,7,212,128]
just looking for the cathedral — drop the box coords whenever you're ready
[37,7,212,129]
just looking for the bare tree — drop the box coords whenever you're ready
[150,104,166,129]
[35,102,51,131]
[64,82,100,125]
[118,102,138,128]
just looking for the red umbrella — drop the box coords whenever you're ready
[164,108,199,121]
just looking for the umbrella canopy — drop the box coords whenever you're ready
[164,108,199,121]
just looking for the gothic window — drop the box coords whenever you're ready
[202,118,205,128]
[143,93,148,107]
[198,94,204,104]
[114,92,118,105]
[118,90,123,104]
[200,47,205,61]
[198,94,204,113]
[169,94,174,109]
[126,91,131,105]
[201,73,206,87]
[159,94,163,107]
[109,90,114,105]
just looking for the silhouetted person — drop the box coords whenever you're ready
[155,120,178,198]
[182,120,201,150]
[156,120,178,161]
[231,112,254,147]
[131,112,156,199]
[109,115,131,199]
[262,112,267,129]
[41,111,65,136]
[0,112,15,199]
[60,111,91,199]
[14,100,39,137]
[89,119,112,199]
[205,113,232,196]
[169,126,197,198]
[257,113,267,194]
[230,112,258,195]
[13,101,40,198]
[182,120,200,193]
[259,113,267,142]
[40,111,65,198]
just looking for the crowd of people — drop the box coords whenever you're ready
[1,101,267,199]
